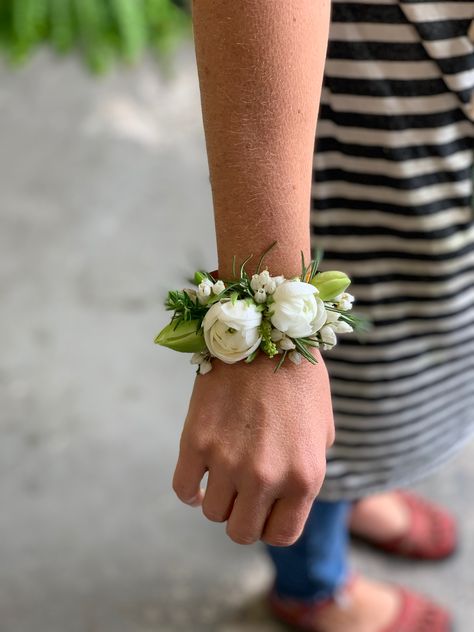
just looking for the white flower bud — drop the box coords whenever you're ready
[333,320,353,334]
[325,310,341,324]
[254,288,267,304]
[335,292,355,311]
[279,336,296,351]
[250,274,263,291]
[270,328,284,342]
[320,325,337,347]
[198,360,213,375]
[212,280,226,295]
[289,351,302,365]
[197,280,212,304]
[259,270,271,283]
[190,352,205,365]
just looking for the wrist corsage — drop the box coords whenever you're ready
[155,242,370,374]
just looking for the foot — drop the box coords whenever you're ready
[269,575,452,632]
[349,491,411,542]
[348,490,457,560]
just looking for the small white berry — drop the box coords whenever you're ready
[279,336,296,351]
[289,351,302,365]
[250,274,263,291]
[270,328,284,342]
[254,288,267,304]
[263,279,277,295]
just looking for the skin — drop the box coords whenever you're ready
[172,0,333,547]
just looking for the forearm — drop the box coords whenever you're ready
[191,0,330,278]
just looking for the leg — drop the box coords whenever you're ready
[265,499,351,602]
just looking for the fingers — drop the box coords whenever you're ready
[202,469,237,522]
[261,496,315,546]
[172,441,207,506]
[226,485,274,545]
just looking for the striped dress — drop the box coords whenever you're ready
[312,0,474,500]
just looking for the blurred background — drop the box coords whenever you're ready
[0,2,473,631]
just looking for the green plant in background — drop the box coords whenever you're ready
[0,0,192,73]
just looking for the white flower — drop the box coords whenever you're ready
[197,279,213,304]
[320,325,337,348]
[190,352,205,365]
[324,310,353,333]
[202,300,262,363]
[289,351,302,365]
[335,292,354,311]
[212,280,226,295]
[250,270,273,293]
[325,310,341,324]
[273,276,285,287]
[332,320,353,334]
[254,288,267,304]
[269,280,327,338]
[263,279,277,295]
[279,336,296,351]
[198,360,213,374]
[190,352,213,375]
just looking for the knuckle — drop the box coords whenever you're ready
[289,464,326,496]
[188,434,211,456]
[212,449,237,473]
[249,466,278,490]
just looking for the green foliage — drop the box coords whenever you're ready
[0,0,191,72]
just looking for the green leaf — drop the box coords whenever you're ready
[255,240,277,274]
[109,0,147,63]
[294,339,318,365]
[274,350,288,372]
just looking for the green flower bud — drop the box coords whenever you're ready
[154,319,206,353]
[311,271,351,301]
[193,271,207,285]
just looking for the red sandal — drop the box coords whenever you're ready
[349,490,458,560]
[268,576,453,632]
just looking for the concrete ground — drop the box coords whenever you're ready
[0,45,473,632]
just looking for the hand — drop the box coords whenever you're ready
[172,349,335,546]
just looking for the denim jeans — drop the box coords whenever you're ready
[265,499,352,602]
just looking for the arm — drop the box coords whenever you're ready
[172,0,333,546]
[193,0,330,277]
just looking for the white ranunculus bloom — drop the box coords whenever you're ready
[269,280,327,338]
[202,300,262,363]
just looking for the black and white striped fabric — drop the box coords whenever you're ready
[311,0,474,500]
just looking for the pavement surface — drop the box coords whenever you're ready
[0,45,473,632]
